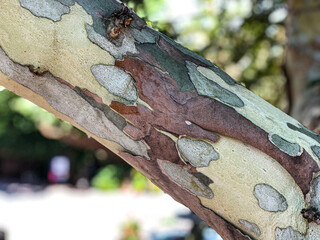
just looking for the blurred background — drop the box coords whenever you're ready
[0,0,310,239]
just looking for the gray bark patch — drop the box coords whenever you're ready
[56,0,74,6]
[190,172,213,187]
[310,175,320,209]
[311,145,320,160]
[19,0,70,21]
[73,87,127,131]
[275,227,304,240]
[177,137,219,167]
[158,160,214,199]
[0,47,149,159]
[186,61,244,107]
[86,24,138,59]
[254,184,288,212]
[269,134,302,157]
[91,65,137,102]
[239,219,261,236]
[131,27,158,44]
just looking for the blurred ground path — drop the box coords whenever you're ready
[0,185,192,240]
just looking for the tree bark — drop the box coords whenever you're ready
[1,0,320,239]
[286,0,320,133]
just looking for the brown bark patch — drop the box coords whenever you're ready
[55,76,75,90]
[115,55,318,196]
[115,57,219,143]
[81,88,103,104]
[110,101,139,115]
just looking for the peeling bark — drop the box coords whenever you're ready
[1,0,320,239]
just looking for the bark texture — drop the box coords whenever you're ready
[286,0,320,132]
[1,0,320,239]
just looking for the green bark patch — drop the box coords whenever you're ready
[158,35,238,86]
[137,43,195,92]
[269,134,301,157]
[186,61,244,107]
[287,122,320,144]
[312,145,320,159]
[131,27,158,44]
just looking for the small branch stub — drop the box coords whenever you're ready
[301,207,320,224]
[107,3,133,39]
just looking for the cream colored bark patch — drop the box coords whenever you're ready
[197,136,306,239]
[0,1,115,104]
[197,65,320,164]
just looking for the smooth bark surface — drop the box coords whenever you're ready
[1,0,320,239]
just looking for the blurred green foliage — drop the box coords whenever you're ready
[91,164,159,191]
[0,89,98,182]
[0,89,65,164]
[0,0,289,189]
[120,219,141,240]
[130,168,148,191]
[91,164,126,190]
[130,168,160,192]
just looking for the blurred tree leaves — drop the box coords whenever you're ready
[91,164,159,192]
[0,89,65,159]
[91,164,126,190]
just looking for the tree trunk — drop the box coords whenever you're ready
[286,0,320,133]
[1,1,320,239]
